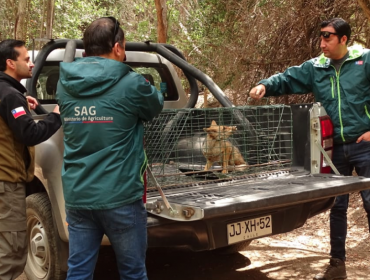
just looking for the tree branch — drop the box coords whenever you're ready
[358,0,370,22]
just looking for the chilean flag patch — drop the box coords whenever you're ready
[356,61,364,65]
[11,106,26,119]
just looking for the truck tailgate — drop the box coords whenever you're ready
[146,169,370,220]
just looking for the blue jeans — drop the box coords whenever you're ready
[330,141,370,261]
[66,199,148,280]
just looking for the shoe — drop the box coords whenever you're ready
[314,258,347,280]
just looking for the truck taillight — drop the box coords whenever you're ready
[143,170,147,204]
[320,116,334,173]
[143,137,147,205]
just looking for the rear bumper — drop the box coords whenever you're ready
[147,197,334,251]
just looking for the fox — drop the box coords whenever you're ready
[202,120,248,174]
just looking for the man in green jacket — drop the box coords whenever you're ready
[249,18,370,280]
[57,17,164,280]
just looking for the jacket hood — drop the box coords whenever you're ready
[312,45,364,68]
[59,57,131,98]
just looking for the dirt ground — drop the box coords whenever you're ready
[16,193,369,280]
[240,192,370,279]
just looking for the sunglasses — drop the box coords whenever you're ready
[104,16,120,48]
[320,31,338,38]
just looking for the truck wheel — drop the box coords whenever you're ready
[25,193,67,280]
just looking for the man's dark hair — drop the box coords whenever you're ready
[0,39,25,71]
[83,17,125,56]
[321,18,351,44]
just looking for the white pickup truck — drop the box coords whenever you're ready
[22,39,370,280]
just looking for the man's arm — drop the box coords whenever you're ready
[129,74,164,121]
[0,94,61,146]
[26,96,59,113]
[249,61,314,99]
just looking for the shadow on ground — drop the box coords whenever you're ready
[94,246,273,280]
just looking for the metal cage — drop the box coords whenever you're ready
[144,105,293,190]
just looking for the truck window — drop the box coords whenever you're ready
[35,62,179,104]
[128,63,179,101]
[36,63,59,103]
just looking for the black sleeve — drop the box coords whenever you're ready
[0,92,62,146]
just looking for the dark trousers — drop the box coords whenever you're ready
[66,199,148,280]
[0,181,27,280]
[330,141,370,261]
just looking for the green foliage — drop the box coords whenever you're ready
[123,0,157,41]
[52,0,122,39]
[2,0,370,106]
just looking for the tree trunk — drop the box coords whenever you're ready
[358,0,370,22]
[155,0,167,43]
[39,0,45,40]
[45,0,55,39]
[15,0,27,40]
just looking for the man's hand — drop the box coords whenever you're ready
[356,131,370,143]
[26,96,38,110]
[53,105,60,114]
[249,84,266,99]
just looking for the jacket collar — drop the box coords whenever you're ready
[312,45,364,68]
[0,71,27,93]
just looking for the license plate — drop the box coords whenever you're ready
[227,215,272,244]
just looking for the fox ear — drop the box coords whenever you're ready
[211,120,217,126]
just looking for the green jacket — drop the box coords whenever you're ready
[57,57,164,210]
[259,45,370,143]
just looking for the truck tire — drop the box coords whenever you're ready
[25,193,68,280]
